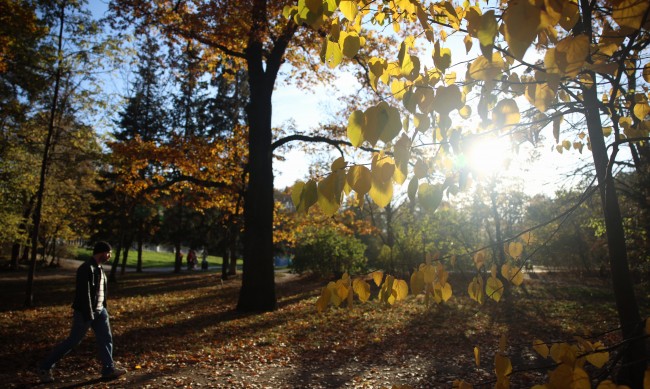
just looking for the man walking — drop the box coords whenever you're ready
[37,241,127,383]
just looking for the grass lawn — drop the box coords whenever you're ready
[73,247,242,269]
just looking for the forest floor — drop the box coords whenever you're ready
[0,261,648,389]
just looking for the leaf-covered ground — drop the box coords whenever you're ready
[0,263,646,388]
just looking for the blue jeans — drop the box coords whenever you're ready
[40,308,115,375]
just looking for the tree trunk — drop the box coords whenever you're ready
[120,236,132,275]
[136,226,143,273]
[237,0,296,311]
[25,3,65,307]
[582,76,646,387]
[109,232,125,283]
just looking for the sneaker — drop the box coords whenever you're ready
[102,367,127,379]
[37,368,54,383]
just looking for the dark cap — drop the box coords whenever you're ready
[93,241,112,255]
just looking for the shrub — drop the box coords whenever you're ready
[292,226,367,278]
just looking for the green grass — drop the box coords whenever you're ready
[74,247,242,269]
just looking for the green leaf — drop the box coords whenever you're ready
[418,183,444,212]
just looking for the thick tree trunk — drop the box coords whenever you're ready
[236,0,288,311]
[582,78,646,387]
[236,63,277,311]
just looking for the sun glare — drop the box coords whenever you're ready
[466,136,512,177]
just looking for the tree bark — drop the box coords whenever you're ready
[236,0,296,312]
[582,76,646,387]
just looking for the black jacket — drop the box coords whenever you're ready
[71,259,107,321]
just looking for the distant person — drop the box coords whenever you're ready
[187,249,197,270]
[201,249,208,271]
[37,241,126,383]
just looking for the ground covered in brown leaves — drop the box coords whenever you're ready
[0,264,646,388]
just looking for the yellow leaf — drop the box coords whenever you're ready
[510,268,524,286]
[372,101,403,144]
[474,346,480,367]
[634,103,650,120]
[336,281,349,300]
[509,73,526,95]
[478,10,498,51]
[559,0,579,31]
[347,165,372,195]
[585,342,609,368]
[501,264,511,280]
[347,110,365,147]
[372,271,383,287]
[553,115,563,143]
[533,339,550,358]
[550,342,577,364]
[394,279,409,300]
[468,276,485,304]
[453,380,474,389]
[135,365,142,369]
[474,250,486,270]
[596,380,618,389]
[644,63,650,83]
[486,276,504,302]
[413,113,430,132]
[554,35,590,78]
[410,270,424,295]
[434,84,464,114]
[317,172,345,216]
[644,368,650,389]
[503,0,541,60]
[331,156,346,172]
[316,287,331,312]
[526,81,556,112]
[352,278,371,302]
[499,333,507,353]
[612,0,649,31]
[602,126,613,137]
[292,180,318,213]
[468,53,504,81]
[459,105,472,119]
[339,0,358,21]
[323,39,342,69]
[441,282,452,302]
[464,34,473,53]
[495,354,512,378]
[508,241,524,258]
[573,367,591,389]
[368,57,387,91]
[340,31,361,58]
[493,98,521,128]
[433,40,452,72]
[549,364,573,388]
